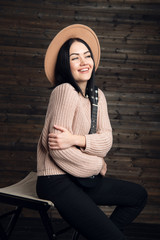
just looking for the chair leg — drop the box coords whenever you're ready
[0,222,8,240]
[0,206,22,240]
[39,208,56,240]
[6,206,22,238]
[72,230,80,240]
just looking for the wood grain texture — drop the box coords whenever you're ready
[0,0,160,224]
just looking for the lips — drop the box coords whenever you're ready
[79,68,89,72]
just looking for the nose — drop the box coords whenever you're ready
[80,56,87,65]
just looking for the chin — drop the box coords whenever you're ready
[80,75,92,81]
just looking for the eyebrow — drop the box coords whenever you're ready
[70,50,90,57]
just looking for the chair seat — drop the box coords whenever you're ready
[0,172,53,206]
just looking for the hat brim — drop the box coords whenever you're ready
[44,24,100,84]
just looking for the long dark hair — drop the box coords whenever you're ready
[54,38,96,101]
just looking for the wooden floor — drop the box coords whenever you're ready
[1,218,160,240]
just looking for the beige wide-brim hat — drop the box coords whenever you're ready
[44,24,101,84]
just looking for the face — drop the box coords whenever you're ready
[69,41,94,87]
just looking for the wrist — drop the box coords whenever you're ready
[73,135,86,148]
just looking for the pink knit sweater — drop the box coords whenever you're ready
[37,83,112,177]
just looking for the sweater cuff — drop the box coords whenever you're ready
[81,134,94,155]
[81,133,112,158]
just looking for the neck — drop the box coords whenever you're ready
[77,81,87,96]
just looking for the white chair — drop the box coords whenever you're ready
[0,172,79,240]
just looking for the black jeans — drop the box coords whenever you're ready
[36,174,147,240]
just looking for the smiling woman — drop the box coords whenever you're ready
[69,40,94,94]
[36,24,147,240]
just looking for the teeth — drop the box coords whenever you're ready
[80,68,88,72]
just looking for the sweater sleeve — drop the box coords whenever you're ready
[81,89,113,158]
[46,83,103,177]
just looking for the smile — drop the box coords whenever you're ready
[79,68,89,72]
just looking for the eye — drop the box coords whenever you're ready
[71,56,79,61]
[85,54,91,58]
[73,57,78,60]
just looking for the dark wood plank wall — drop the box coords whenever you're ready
[0,0,160,224]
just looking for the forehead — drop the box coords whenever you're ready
[69,40,90,54]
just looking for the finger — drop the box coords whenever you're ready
[48,141,61,149]
[54,125,67,132]
[48,133,57,138]
[49,146,61,150]
[48,137,56,143]
[48,143,55,148]
[51,146,61,150]
[48,137,59,144]
[48,142,59,149]
[48,141,56,146]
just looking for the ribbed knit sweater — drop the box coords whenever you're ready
[37,83,113,177]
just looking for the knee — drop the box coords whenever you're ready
[140,185,148,201]
[136,184,148,207]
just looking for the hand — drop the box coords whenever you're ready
[48,125,86,150]
[100,159,107,176]
[48,125,74,150]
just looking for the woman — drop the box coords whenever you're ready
[36,24,147,240]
